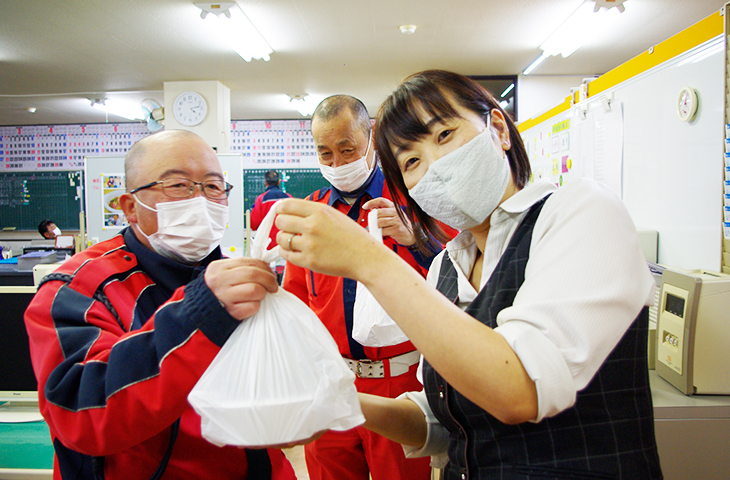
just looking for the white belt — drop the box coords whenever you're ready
[344,350,421,379]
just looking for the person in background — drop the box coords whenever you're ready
[250,170,292,251]
[38,219,61,239]
[274,71,663,479]
[24,130,297,480]
[282,95,436,480]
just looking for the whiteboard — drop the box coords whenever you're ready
[84,154,245,257]
[520,36,724,271]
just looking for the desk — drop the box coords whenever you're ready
[0,412,53,480]
[651,371,730,480]
[0,265,33,287]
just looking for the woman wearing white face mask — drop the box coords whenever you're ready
[275,70,662,479]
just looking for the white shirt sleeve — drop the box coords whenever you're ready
[494,179,656,421]
[396,390,450,468]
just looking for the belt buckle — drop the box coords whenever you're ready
[356,359,372,377]
[355,359,383,378]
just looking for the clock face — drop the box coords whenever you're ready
[677,87,698,122]
[173,91,207,126]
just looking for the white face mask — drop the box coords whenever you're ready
[134,195,229,264]
[318,133,374,193]
[408,124,510,230]
[52,227,62,237]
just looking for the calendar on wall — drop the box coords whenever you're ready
[0,123,150,171]
[230,119,318,168]
[0,119,318,172]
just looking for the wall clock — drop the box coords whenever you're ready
[173,91,208,126]
[676,87,698,122]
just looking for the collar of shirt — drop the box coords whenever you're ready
[326,166,384,207]
[445,179,557,299]
[123,227,222,294]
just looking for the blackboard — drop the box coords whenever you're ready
[0,171,83,231]
[243,168,329,211]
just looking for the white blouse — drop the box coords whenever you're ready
[404,177,655,461]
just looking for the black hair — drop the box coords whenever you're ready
[264,170,280,186]
[375,70,531,252]
[38,219,54,237]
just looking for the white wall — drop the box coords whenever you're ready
[517,75,595,122]
[518,38,725,272]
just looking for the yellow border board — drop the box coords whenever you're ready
[517,10,724,133]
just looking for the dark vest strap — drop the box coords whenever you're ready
[437,251,459,304]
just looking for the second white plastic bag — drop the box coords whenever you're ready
[188,201,364,446]
[352,209,410,347]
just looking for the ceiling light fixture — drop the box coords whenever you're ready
[500,83,515,98]
[592,0,627,13]
[399,24,417,35]
[27,107,37,113]
[195,2,273,62]
[288,94,317,117]
[523,0,625,75]
[196,2,235,19]
[522,52,548,75]
[91,98,144,120]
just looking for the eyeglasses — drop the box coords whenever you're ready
[130,177,233,200]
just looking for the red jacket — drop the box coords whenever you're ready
[24,228,296,480]
[250,185,292,250]
[283,168,438,361]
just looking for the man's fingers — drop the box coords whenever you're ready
[204,258,279,321]
[226,301,264,321]
[362,197,394,210]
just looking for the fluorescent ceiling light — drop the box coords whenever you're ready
[525,0,624,75]
[500,83,515,98]
[289,95,317,117]
[523,53,548,75]
[540,1,618,58]
[91,99,143,120]
[196,2,273,62]
[196,2,235,19]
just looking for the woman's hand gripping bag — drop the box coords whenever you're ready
[188,201,364,446]
[352,209,410,347]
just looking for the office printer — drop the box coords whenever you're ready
[655,268,730,395]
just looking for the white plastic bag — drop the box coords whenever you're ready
[352,209,410,347]
[188,201,364,446]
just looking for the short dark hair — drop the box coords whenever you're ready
[264,170,280,186]
[375,70,532,252]
[38,219,54,237]
[312,95,371,136]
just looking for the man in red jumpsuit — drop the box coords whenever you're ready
[283,95,437,480]
[251,170,292,251]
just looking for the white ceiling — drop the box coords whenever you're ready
[0,0,726,127]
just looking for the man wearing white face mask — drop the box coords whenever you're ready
[24,130,297,480]
[282,95,437,480]
[38,219,62,239]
